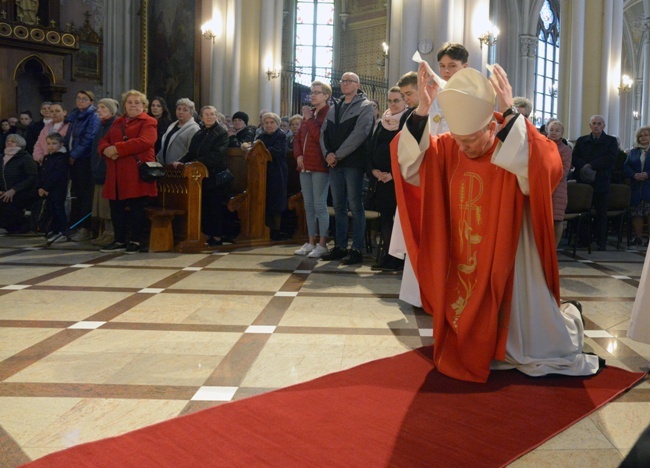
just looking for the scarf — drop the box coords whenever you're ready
[3,146,20,165]
[381,108,407,132]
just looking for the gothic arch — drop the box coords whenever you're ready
[13,54,56,84]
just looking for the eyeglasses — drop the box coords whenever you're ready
[309,91,324,95]
[339,79,358,84]
[76,96,90,102]
[387,99,403,104]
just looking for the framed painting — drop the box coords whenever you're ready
[141,0,201,106]
[74,41,102,81]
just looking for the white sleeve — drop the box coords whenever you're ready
[397,116,432,186]
[491,117,530,195]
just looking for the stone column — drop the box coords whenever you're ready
[103,0,138,99]
[518,35,537,104]
[641,18,650,125]
[564,0,585,140]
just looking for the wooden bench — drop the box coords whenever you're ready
[147,161,208,252]
[227,141,272,244]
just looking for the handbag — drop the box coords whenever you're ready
[120,121,165,183]
[30,197,52,234]
[213,168,234,187]
[136,158,165,182]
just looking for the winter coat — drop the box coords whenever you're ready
[98,113,158,200]
[320,89,375,169]
[153,115,172,154]
[91,116,117,184]
[64,105,101,161]
[228,126,256,148]
[552,139,572,221]
[1,149,38,196]
[293,105,330,173]
[178,123,229,191]
[258,129,288,215]
[572,131,618,193]
[624,147,650,207]
[39,150,69,202]
[32,121,70,162]
[156,118,200,164]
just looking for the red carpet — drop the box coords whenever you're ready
[27,347,644,467]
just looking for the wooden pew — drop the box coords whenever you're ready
[146,161,208,253]
[227,141,271,243]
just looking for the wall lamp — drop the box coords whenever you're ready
[633,110,641,120]
[266,66,281,81]
[618,74,633,94]
[201,19,221,42]
[478,23,499,49]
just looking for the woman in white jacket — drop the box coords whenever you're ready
[156,98,200,164]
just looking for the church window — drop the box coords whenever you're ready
[534,0,560,127]
[294,0,334,86]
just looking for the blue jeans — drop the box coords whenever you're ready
[329,166,365,251]
[300,171,330,238]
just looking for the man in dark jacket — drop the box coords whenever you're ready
[572,115,618,250]
[64,90,101,241]
[320,72,375,265]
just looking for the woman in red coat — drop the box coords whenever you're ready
[98,90,158,254]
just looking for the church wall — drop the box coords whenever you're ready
[58,0,105,111]
[339,1,387,80]
[579,1,606,135]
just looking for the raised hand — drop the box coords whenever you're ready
[488,64,514,113]
[415,62,439,116]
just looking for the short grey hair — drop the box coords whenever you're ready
[176,98,196,113]
[200,105,217,116]
[5,133,26,149]
[513,96,532,117]
[262,112,281,126]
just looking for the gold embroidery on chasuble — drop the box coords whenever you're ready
[450,171,484,331]
[432,114,442,123]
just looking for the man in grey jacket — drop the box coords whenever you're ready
[320,72,375,264]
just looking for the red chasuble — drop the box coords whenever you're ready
[390,116,561,382]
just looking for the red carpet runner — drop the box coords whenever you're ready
[27,347,645,467]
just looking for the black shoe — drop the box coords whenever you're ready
[100,241,126,253]
[381,257,404,272]
[371,257,387,271]
[124,242,141,255]
[341,248,363,265]
[320,246,348,261]
[206,237,223,246]
[631,237,644,246]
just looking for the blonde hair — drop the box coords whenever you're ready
[311,80,332,98]
[121,90,149,109]
[635,126,650,146]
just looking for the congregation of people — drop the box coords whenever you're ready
[1,42,649,264]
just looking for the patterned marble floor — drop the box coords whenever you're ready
[0,233,648,467]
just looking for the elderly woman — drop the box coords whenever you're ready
[32,103,69,162]
[293,81,331,258]
[148,96,172,154]
[287,114,303,149]
[0,134,38,233]
[624,126,650,246]
[257,112,288,240]
[546,120,573,246]
[367,86,408,271]
[228,111,255,148]
[156,98,200,164]
[90,98,120,247]
[98,90,158,254]
[173,106,229,246]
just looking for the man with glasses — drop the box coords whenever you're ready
[319,72,374,265]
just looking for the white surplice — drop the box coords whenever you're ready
[628,251,650,344]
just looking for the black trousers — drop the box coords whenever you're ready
[109,196,147,244]
[69,157,93,229]
[201,188,225,238]
[592,190,610,248]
